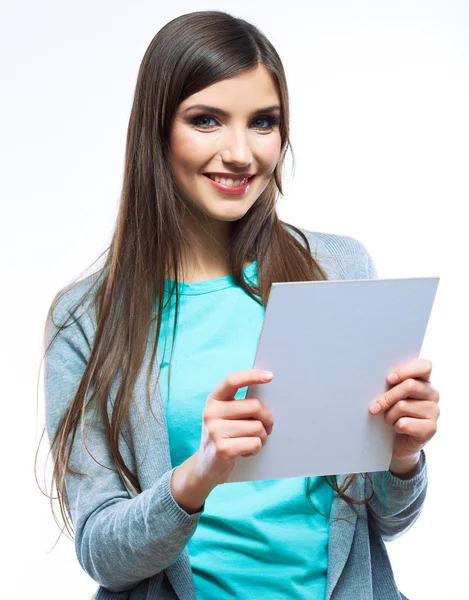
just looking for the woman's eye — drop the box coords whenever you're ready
[252,116,280,130]
[190,115,280,131]
[191,115,217,129]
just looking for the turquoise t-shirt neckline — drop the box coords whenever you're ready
[164,260,258,296]
[158,257,333,599]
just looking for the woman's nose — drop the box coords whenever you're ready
[220,128,253,166]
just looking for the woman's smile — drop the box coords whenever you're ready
[203,173,256,196]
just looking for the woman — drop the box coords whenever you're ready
[40,10,440,600]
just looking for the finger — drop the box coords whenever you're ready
[386,358,433,386]
[218,398,274,435]
[370,378,432,414]
[392,416,438,441]
[210,369,274,402]
[384,399,440,427]
[217,437,263,461]
[217,418,269,445]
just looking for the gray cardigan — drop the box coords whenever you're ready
[44,228,427,600]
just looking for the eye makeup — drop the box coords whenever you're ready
[189,114,281,131]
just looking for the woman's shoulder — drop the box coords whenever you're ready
[283,223,378,280]
[46,270,103,339]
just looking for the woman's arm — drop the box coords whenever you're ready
[44,302,202,593]
[361,239,429,540]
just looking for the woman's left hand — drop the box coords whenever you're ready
[369,358,440,461]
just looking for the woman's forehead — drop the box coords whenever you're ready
[178,66,280,114]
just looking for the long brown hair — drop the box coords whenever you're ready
[36,10,373,541]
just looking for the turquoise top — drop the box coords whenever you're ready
[158,261,335,599]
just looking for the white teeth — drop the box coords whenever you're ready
[207,174,249,187]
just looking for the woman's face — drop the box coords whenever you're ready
[169,64,282,223]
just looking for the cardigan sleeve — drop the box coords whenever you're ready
[366,449,428,542]
[44,294,203,593]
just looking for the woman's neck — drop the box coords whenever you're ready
[178,212,233,282]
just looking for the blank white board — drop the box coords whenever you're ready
[226,276,440,483]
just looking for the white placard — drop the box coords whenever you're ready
[226,276,440,483]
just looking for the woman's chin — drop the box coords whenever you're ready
[203,203,254,222]
[185,194,257,223]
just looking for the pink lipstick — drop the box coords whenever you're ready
[203,174,255,196]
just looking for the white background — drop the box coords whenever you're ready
[2,1,467,598]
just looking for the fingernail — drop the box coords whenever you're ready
[262,371,273,380]
[389,372,399,383]
[370,402,382,415]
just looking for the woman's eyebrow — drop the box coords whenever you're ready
[181,104,281,117]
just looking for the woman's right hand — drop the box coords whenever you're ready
[170,369,275,514]
[194,369,275,487]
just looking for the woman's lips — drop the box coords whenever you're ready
[203,174,255,195]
